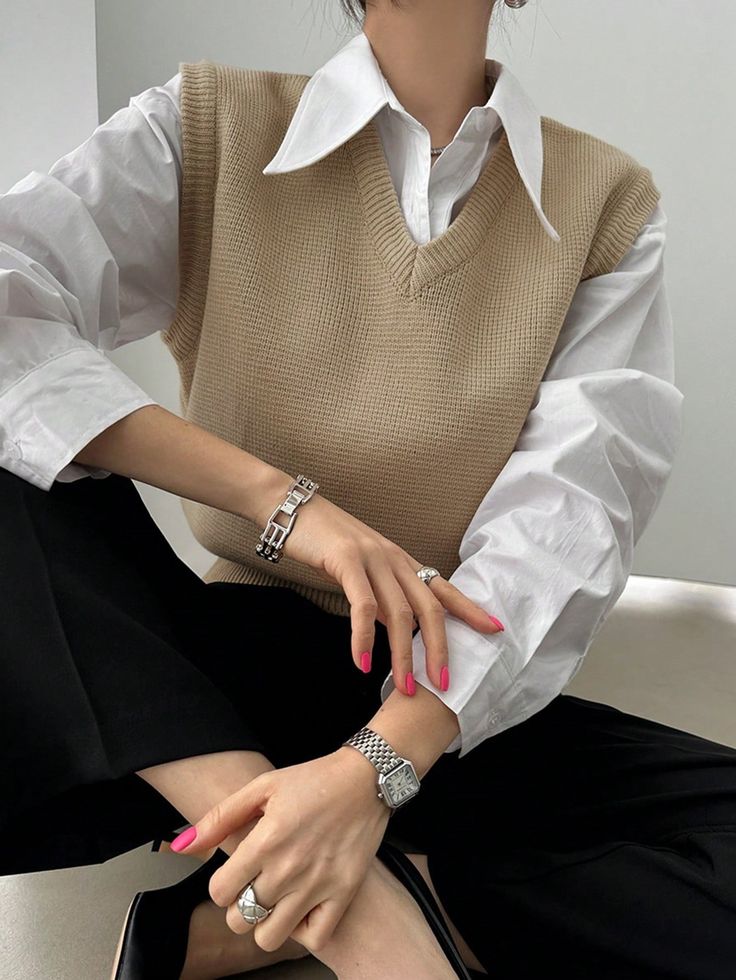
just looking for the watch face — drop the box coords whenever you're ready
[380,761,420,807]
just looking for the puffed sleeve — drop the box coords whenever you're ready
[0,72,183,491]
[380,201,684,758]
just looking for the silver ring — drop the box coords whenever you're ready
[236,878,274,924]
[416,566,442,586]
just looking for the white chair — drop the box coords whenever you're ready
[564,574,736,749]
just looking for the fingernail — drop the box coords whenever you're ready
[488,614,505,632]
[170,826,197,852]
[361,650,372,673]
[440,665,450,691]
[405,671,416,696]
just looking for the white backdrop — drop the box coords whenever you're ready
[1,0,98,188]
[4,0,735,585]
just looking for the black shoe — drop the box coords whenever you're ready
[149,833,176,853]
[376,839,478,980]
[111,847,228,980]
[113,839,482,980]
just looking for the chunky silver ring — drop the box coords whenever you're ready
[236,879,274,924]
[416,566,442,586]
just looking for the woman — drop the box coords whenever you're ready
[2,0,736,978]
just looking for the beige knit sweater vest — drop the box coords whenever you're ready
[161,59,661,618]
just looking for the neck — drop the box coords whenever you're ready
[362,0,495,149]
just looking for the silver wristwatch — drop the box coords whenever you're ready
[341,727,421,811]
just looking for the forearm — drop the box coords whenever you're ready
[73,403,293,525]
[78,406,459,774]
[336,682,460,781]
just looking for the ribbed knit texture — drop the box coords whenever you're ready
[161,59,661,618]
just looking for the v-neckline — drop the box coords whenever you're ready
[346,114,521,298]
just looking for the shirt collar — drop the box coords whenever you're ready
[262,30,559,242]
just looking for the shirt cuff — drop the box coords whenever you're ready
[0,347,158,491]
[379,616,523,758]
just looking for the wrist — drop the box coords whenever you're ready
[367,683,461,780]
[331,746,390,817]
[239,464,294,526]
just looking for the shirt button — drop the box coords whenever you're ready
[3,440,21,459]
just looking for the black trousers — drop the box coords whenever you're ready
[2,465,736,978]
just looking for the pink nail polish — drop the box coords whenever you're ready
[170,826,197,852]
[440,665,450,691]
[406,671,416,696]
[488,614,505,632]
[361,650,372,673]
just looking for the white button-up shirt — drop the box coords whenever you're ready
[0,30,683,757]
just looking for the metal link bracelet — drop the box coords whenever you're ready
[255,473,319,563]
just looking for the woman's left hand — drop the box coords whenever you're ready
[174,747,390,952]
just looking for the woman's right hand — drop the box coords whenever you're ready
[256,473,505,697]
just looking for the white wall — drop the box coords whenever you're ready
[10,0,735,584]
[0,0,98,192]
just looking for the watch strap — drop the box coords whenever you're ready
[341,726,404,776]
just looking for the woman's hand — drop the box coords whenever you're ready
[256,473,505,696]
[171,747,390,952]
